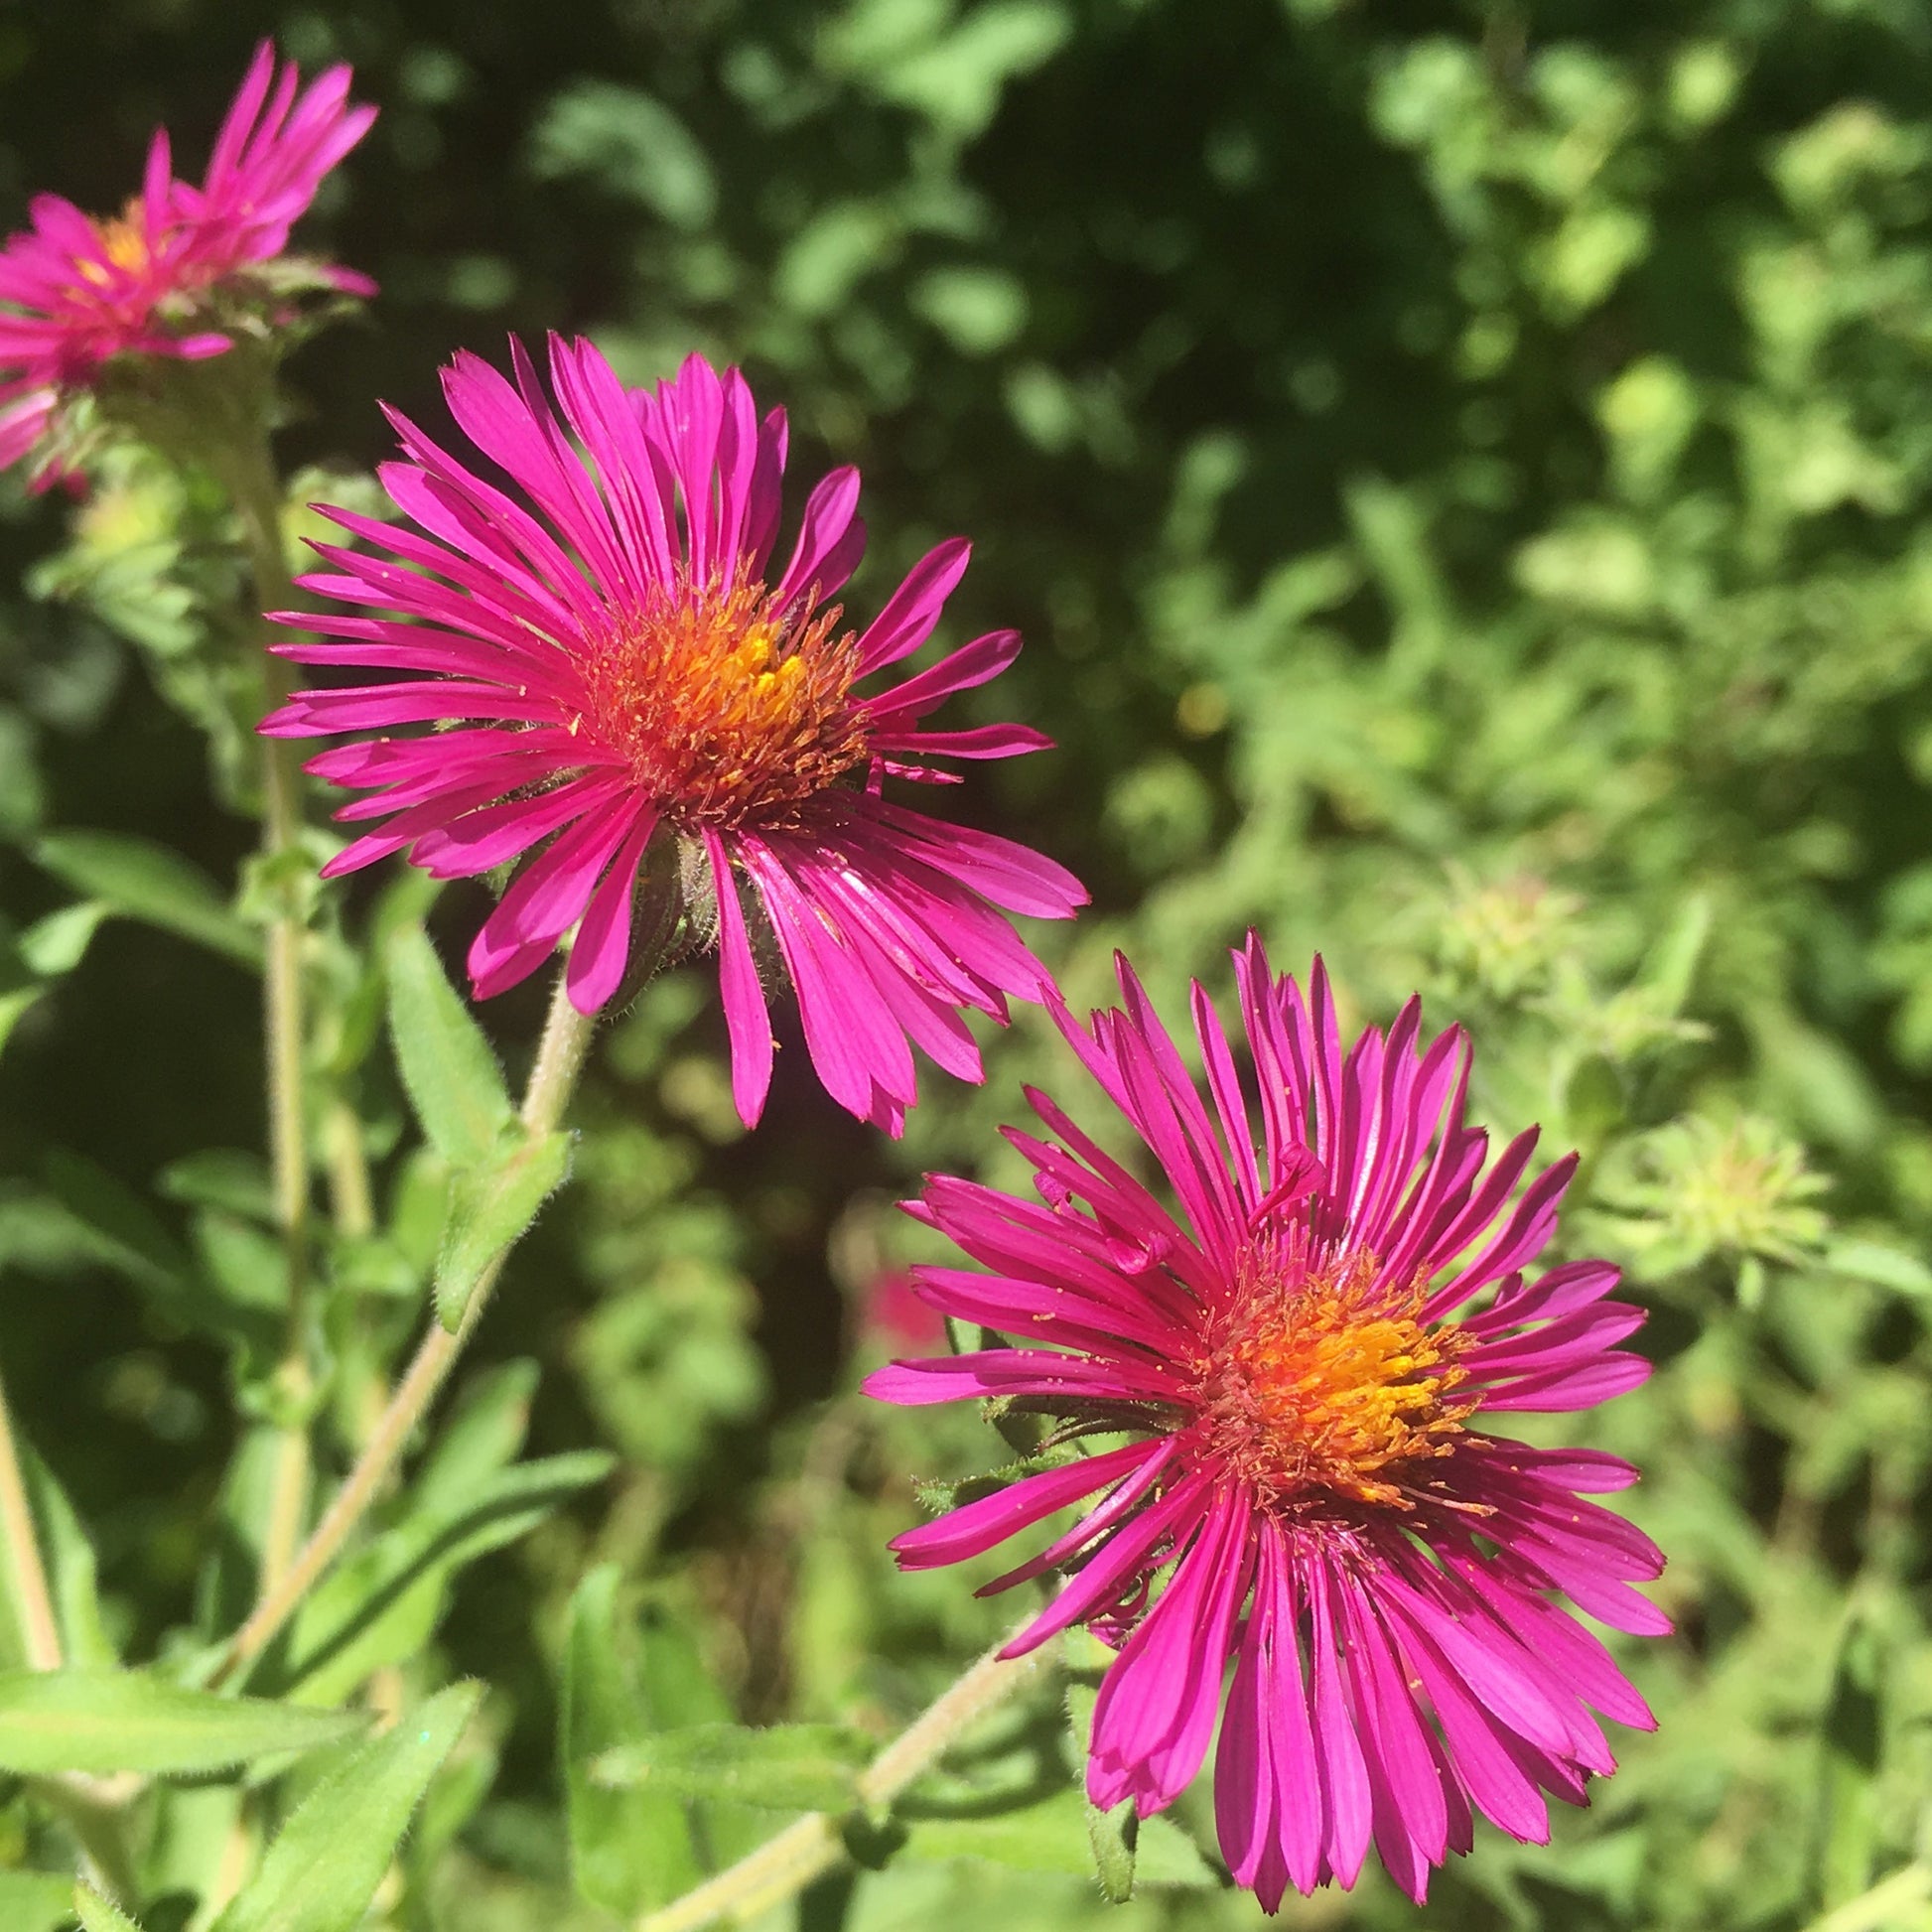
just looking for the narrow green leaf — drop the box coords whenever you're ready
[411,1358,541,1515]
[0,1870,76,1932]
[385,926,514,1164]
[1825,1239,1932,1299]
[158,1150,275,1225]
[434,1130,572,1331]
[284,1449,614,1705]
[0,1669,362,1774]
[32,831,261,970]
[563,1566,706,1915]
[18,900,110,977]
[0,986,43,1061]
[193,1425,289,1643]
[898,1790,1216,1886]
[1639,892,1713,1018]
[1066,1680,1136,1901]
[42,1151,192,1290]
[1813,1611,1884,1909]
[74,1883,144,1932]
[211,1681,481,1932]
[592,1723,868,1811]
[12,1442,114,1669]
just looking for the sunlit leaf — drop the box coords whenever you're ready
[0,1670,361,1774]
[210,1682,481,1932]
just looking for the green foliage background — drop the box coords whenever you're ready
[4,0,1932,1926]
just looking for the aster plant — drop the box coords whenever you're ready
[0,40,375,482]
[265,334,1086,1134]
[865,938,1665,1907]
[0,33,1695,1932]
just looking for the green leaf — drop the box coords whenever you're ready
[32,831,261,970]
[0,1440,115,1671]
[158,1150,275,1225]
[1812,1610,1884,1909]
[1065,1680,1135,1901]
[41,1151,193,1292]
[529,82,718,229]
[0,1670,362,1774]
[898,1790,1216,1887]
[193,1424,291,1643]
[412,1359,542,1515]
[0,1870,77,1932]
[1639,892,1713,1017]
[563,1566,706,1915]
[385,926,514,1164]
[283,1449,614,1705]
[1825,1238,1932,1299]
[0,985,43,1061]
[434,1129,572,1330]
[73,1883,144,1932]
[17,900,109,976]
[592,1723,869,1811]
[211,1681,481,1932]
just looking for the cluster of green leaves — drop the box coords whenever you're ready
[5,0,1932,1927]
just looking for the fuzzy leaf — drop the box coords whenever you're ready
[0,1670,362,1774]
[210,1682,481,1932]
[592,1723,870,1811]
[1066,1679,1137,1901]
[73,1884,144,1932]
[0,1871,77,1932]
[0,1441,114,1671]
[434,1129,572,1331]
[898,1789,1216,1886]
[385,925,514,1164]
[563,1565,706,1914]
[32,830,261,969]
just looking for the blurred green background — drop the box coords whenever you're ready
[6,0,1932,1926]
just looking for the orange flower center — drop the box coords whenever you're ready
[77,205,156,288]
[1193,1240,1469,1512]
[574,574,871,829]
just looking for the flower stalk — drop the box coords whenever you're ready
[636,1626,1049,1932]
[219,429,316,1592]
[208,969,598,1688]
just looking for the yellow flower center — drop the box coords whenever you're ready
[573,573,871,829]
[1194,1242,1469,1512]
[77,205,155,288]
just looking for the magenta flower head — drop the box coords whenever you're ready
[264,336,1087,1135]
[866,937,1665,1906]
[0,41,375,479]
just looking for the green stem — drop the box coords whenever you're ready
[636,1625,1050,1932]
[220,434,315,1593]
[207,972,598,1690]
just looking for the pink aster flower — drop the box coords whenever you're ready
[263,335,1087,1135]
[866,938,1666,1906]
[0,41,375,478]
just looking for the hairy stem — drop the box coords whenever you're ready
[0,1369,147,1900]
[221,434,315,1592]
[636,1625,1050,1932]
[0,1363,61,1672]
[208,973,598,1689]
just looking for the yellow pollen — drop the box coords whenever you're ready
[78,205,155,287]
[1195,1242,1469,1513]
[574,573,871,829]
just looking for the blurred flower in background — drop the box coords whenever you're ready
[870,938,1664,1907]
[0,40,374,483]
[269,337,1085,1132]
